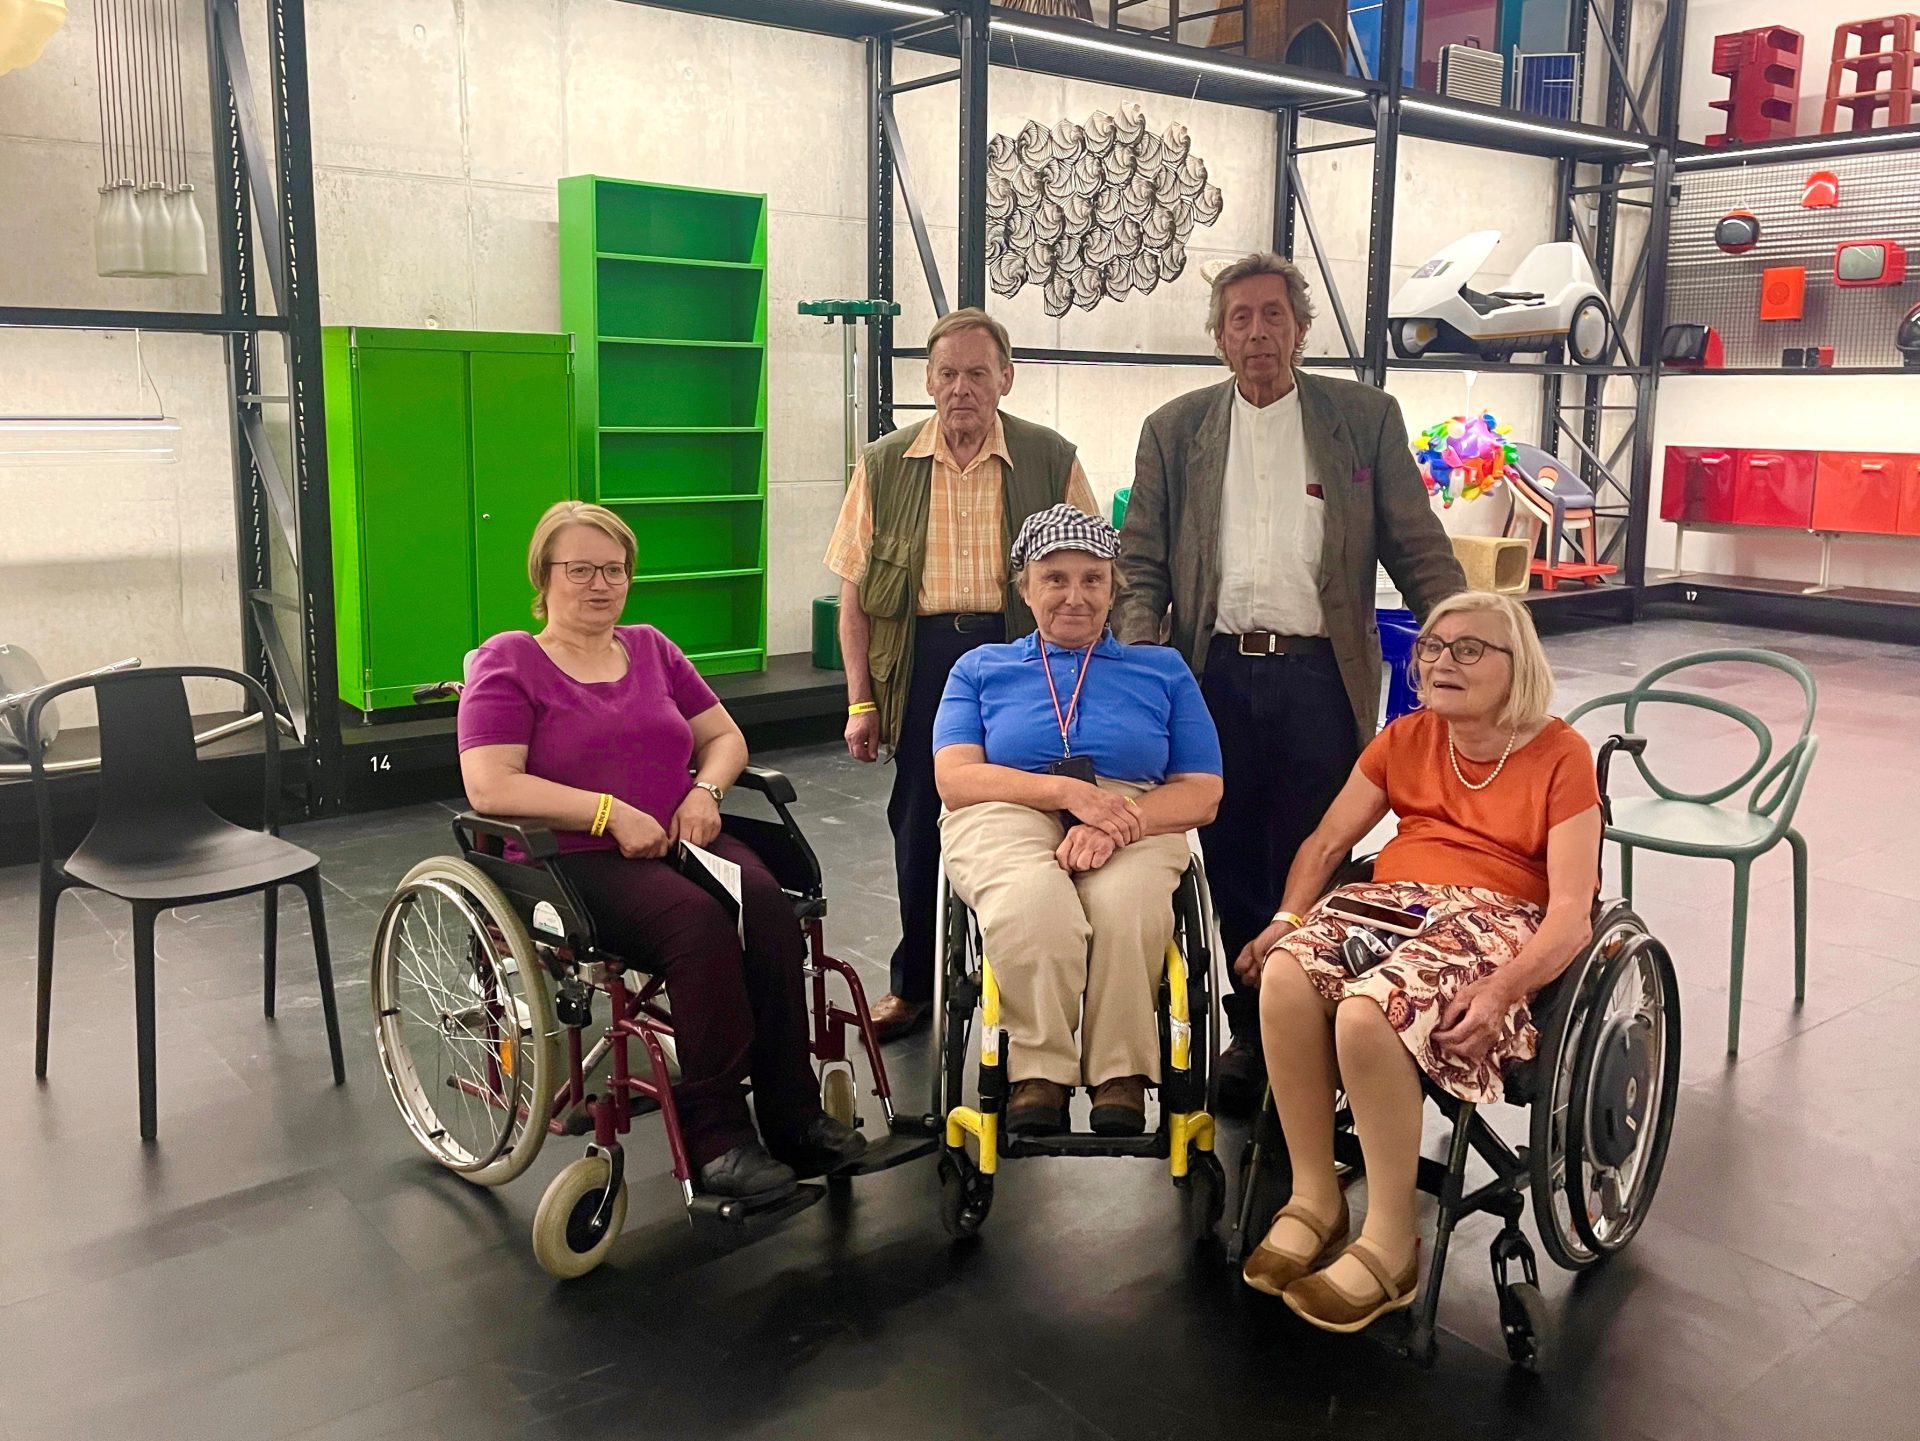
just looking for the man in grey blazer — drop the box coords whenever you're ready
[1115,252,1464,1115]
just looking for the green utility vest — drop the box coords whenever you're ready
[858,412,1080,746]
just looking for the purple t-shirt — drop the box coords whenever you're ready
[457,626,721,853]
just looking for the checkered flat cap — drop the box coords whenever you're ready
[1009,504,1120,570]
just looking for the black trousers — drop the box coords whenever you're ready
[887,613,1006,1001]
[1198,636,1362,1041]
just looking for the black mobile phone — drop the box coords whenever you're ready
[1048,754,1098,826]
[1324,894,1428,937]
[1341,930,1394,978]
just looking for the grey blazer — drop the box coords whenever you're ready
[1113,370,1465,745]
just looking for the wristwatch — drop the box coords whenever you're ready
[692,780,726,804]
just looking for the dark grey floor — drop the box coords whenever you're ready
[3,616,1917,1441]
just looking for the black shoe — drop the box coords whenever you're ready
[1213,1035,1265,1120]
[772,1112,870,1178]
[697,1142,798,1200]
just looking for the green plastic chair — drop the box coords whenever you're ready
[1566,649,1818,1056]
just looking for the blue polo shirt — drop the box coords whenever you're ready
[933,631,1222,783]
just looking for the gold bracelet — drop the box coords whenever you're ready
[847,700,877,716]
[590,792,614,837]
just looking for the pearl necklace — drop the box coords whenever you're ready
[1448,725,1518,791]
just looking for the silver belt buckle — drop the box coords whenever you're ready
[1238,633,1277,657]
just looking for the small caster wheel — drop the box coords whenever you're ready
[821,1066,857,1128]
[1183,1151,1226,1245]
[531,1156,629,1279]
[937,1152,992,1240]
[1499,1281,1549,1371]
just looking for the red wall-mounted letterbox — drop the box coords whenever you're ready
[1662,446,1743,522]
[1733,450,1816,527]
[1814,451,1907,534]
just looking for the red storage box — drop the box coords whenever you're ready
[1814,451,1907,533]
[1662,446,1742,522]
[1734,449,1817,527]
[1897,456,1920,535]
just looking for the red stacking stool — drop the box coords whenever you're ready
[1709,26,1803,145]
[1822,14,1920,132]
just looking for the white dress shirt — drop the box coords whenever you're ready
[1213,383,1326,637]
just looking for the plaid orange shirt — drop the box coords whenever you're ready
[824,416,1097,615]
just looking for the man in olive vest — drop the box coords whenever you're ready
[827,309,1096,1040]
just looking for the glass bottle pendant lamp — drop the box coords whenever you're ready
[95,181,145,276]
[163,185,207,276]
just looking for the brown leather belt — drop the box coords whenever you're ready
[1231,632,1331,657]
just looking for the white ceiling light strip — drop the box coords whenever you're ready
[1401,96,1649,152]
[989,18,1367,100]
[840,0,944,16]
[1674,128,1920,167]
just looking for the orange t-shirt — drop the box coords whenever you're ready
[1359,709,1600,908]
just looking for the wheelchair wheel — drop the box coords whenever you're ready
[1529,911,1679,1267]
[1182,1150,1226,1246]
[372,856,561,1187]
[937,1152,992,1240]
[821,1065,857,1128]
[938,892,977,1118]
[531,1154,630,1279]
[1499,1280,1549,1372]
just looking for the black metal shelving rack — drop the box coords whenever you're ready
[1,0,340,839]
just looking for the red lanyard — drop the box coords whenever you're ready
[1040,640,1097,757]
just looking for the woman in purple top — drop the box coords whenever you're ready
[458,501,865,1200]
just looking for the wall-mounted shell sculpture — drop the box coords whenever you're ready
[985,102,1223,317]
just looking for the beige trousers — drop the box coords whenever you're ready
[940,781,1191,1086]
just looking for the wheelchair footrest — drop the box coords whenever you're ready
[1002,1133,1173,1161]
[840,1133,938,1177]
[687,1182,826,1235]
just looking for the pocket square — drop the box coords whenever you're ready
[1351,465,1373,485]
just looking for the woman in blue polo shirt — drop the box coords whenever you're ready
[933,506,1223,1137]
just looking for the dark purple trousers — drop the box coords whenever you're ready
[559,833,818,1167]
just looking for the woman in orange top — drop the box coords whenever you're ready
[1232,591,1601,1335]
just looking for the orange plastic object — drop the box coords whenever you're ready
[1813,451,1906,533]
[1802,170,1840,206]
[1899,456,1920,534]
[1760,266,1806,321]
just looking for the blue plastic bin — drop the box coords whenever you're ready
[1377,607,1421,723]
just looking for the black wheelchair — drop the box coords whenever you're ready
[1228,734,1682,1370]
[932,841,1228,1243]
[371,699,934,1277]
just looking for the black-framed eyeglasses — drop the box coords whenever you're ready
[549,560,630,586]
[1413,635,1512,666]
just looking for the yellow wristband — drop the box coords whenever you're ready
[848,701,877,716]
[590,792,613,838]
[1272,910,1306,929]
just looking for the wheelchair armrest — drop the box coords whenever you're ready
[1328,853,1379,891]
[452,811,561,862]
[731,765,797,806]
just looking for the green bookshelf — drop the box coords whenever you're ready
[560,175,769,675]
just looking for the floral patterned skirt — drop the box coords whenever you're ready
[1271,881,1545,1104]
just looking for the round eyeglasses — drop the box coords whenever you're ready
[1413,635,1512,666]
[549,560,630,586]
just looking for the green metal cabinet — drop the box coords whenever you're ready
[325,327,575,712]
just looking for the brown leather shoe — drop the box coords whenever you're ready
[1088,1075,1148,1136]
[1282,1238,1421,1333]
[1006,1079,1070,1135]
[869,993,930,1043]
[1241,1196,1351,1297]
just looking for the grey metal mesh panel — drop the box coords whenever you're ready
[1665,149,1920,368]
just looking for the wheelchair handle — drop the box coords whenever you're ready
[1594,733,1646,833]
[412,680,461,704]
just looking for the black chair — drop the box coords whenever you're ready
[27,666,346,1140]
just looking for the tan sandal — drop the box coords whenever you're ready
[1281,1238,1420,1334]
[1240,1196,1351,1297]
